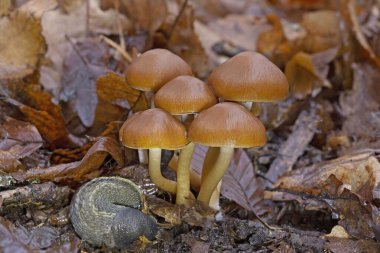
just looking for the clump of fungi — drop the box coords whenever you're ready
[120,49,289,208]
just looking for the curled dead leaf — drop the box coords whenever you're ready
[25,137,124,182]
[285,48,337,99]
[0,117,43,172]
[0,12,45,79]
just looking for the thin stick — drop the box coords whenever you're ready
[167,0,188,40]
[100,35,132,63]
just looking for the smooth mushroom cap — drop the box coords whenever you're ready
[208,51,289,102]
[126,49,193,92]
[119,108,189,150]
[155,75,217,115]
[188,102,266,148]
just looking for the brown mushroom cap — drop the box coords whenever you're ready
[126,49,193,92]
[119,108,189,150]
[155,76,218,115]
[209,51,289,102]
[188,102,266,148]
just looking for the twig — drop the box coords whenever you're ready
[167,0,188,40]
[100,35,132,63]
[65,35,90,66]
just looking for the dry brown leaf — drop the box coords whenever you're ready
[18,0,58,18]
[60,38,106,127]
[118,0,167,35]
[25,137,124,182]
[340,63,380,150]
[257,14,306,68]
[301,10,341,53]
[167,4,210,78]
[285,48,337,99]
[191,145,267,214]
[93,72,148,132]
[2,86,72,148]
[0,12,45,79]
[325,237,380,253]
[0,0,10,16]
[40,0,130,95]
[267,153,380,239]
[208,14,270,53]
[0,117,43,172]
[341,0,380,68]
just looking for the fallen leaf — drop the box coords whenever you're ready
[285,48,337,99]
[341,0,380,68]
[191,145,267,214]
[18,0,58,18]
[40,0,130,96]
[301,10,341,53]
[340,63,380,150]
[93,72,148,133]
[60,38,107,127]
[268,153,380,239]
[1,87,72,149]
[166,3,210,77]
[0,11,45,79]
[325,238,380,253]
[0,117,43,172]
[0,0,10,16]
[25,137,124,182]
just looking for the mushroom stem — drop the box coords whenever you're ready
[149,148,177,194]
[138,149,148,165]
[201,147,221,209]
[240,101,261,117]
[176,142,195,206]
[197,146,234,204]
[168,155,201,191]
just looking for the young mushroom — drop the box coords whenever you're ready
[188,102,266,205]
[119,108,189,194]
[208,51,289,116]
[155,75,217,206]
[126,48,192,164]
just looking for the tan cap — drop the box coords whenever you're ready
[209,51,289,102]
[126,49,193,92]
[119,108,189,150]
[155,76,217,115]
[188,102,266,148]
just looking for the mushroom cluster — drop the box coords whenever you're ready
[120,49,289,208]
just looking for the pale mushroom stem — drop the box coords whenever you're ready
[138,149,148,165]
[240,101,261,117]
[202,147,222,209]
[197,146,234,204]
[149,148,177,194]
[176,142,195,206]
[168,155,201,191]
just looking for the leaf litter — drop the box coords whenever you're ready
[0,0,380,252]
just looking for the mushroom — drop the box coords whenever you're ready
[70,177,157,249]
[119,108,189,193]
[188,102,266,204]
[126,48,193,93]
[208,51,289,116]
[126,48,192,164]
[155,75,217,206]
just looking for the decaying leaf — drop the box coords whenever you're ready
[167,4,210,78]
[341,0,380,68]
[191,145,267,214]
[266,153,380,239]
[0,12,45,79]
[1,88,72,149]
[93,72,147,133]
[285,48,337,99]
[0,0,10,17]
[0,216,80,253]
[340,63,380,149]
[0,117,43,172]
[301,10,341,53]
[25,137,124,182]
[60,38,107,128]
